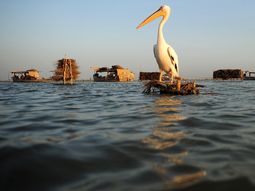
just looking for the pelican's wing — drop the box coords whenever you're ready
[167,47,179,73]
[153,45,157,58]
[153,45,161,67]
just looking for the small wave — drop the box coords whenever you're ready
[1,81,255,191]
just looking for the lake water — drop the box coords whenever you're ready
[0,81,255,191]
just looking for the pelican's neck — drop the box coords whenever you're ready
[157,16,168,45]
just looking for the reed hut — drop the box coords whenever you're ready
[243,71,255,80]
[52,57,80,84]
[11,69,41,82]
[92,65,135,82]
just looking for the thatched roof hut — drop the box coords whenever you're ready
[92,65,135,82]
[11,69,41,82]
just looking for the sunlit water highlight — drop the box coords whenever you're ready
[0,81,255,191]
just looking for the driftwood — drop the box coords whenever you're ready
[143,80,200,95]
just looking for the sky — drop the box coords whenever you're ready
[0,0,255,80]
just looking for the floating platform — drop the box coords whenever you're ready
[143,80,200,95]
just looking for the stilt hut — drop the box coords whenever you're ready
[52,57,80,84]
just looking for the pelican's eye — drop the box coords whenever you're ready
[161,5,168,11]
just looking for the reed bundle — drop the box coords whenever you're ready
[213,69,243,80]
[139,72,160,81]
[52,58,80,82]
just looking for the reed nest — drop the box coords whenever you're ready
[143,80,200,95]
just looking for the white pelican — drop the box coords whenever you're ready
[137,5,180,82]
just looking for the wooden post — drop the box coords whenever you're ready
[192,81,196,94]
[176,79,181,93]
[62,58,74,85]
[69,59,73,85]
[63,59,67,84]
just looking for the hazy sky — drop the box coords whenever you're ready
[0,0,255,80]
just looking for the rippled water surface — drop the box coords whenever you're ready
[0,81,255,191]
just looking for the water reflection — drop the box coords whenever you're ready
[143,96,206,189]
[142,96,185,150]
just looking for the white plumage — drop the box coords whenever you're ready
[137,5,179,82]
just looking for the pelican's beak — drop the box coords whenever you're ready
[136,7,164,29]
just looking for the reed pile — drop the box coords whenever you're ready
[213,69,243,80]
[143,80,200,95]
[52,58,80,83]
[139,72,160,81]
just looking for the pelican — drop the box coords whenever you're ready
[137,5,180,82]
